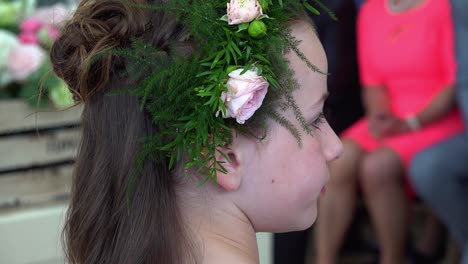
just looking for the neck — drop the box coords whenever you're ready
[198,207,259,264]
[179,185,259,264]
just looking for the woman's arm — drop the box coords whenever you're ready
[362,86,456,137]
[376,86,457,135]
[410,86,456,128]
[408,0,458,130]
[392,1,457,133]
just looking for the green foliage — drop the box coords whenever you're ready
[21,60,62,107]
[113,0,334,187]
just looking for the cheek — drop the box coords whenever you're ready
[242,133,330,231]
[254,149,326,231]
[265,138,329,206]
[288,142,328,202]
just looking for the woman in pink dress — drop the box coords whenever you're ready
[314,0,464,263]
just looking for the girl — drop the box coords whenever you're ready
[50,0,342,263]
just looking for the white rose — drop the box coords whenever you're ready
[226,0,263,25]
[7,44,45,81]
[221,68,269,124]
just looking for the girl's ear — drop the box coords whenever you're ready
[214,148,242,192]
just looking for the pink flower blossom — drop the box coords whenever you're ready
[221,68,269,124]
[20,18,43,33]
[227,0,263,25]
[46,25,60,40]
[18,32,39,44]
[7,44,45,81]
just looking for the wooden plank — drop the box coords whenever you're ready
[0,166,72,209]
[0,100,82,134]
[0,128,81,171]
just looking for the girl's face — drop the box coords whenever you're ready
[238,21,343,233]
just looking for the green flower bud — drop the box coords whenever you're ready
[248,20,267,39]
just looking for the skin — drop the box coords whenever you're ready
[177,20,343,264]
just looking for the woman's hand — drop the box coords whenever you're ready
[366,87,456,139]
[368,113,410,139]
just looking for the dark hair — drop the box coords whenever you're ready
[50,1,197,263]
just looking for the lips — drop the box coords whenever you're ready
[320,174,330,196]
[320,186,326,195]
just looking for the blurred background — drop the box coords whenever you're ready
[1,0,466,263]
[1,0,79,263]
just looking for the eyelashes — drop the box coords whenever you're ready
[310,112,326,130]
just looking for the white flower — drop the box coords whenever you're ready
[221,68,269,124]
[7,44,45,81]
[226,0,263,25]
[0,30,20,86]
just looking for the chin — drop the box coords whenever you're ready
[303,202,319,228]
[257,202,319,233]
[300,208,318,230]
[285,205,318,232]
[260,212,317,233]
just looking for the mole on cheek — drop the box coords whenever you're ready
[271,179,275,183]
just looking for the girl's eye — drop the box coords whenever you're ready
[310,112,326,130]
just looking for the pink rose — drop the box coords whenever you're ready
[46,25,60,40]
[18,32,39,44]
[7,44,45,81]
[227,0,263,25]
[20,18,43,33]
[221,68,269,124]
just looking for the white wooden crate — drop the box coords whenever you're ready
[0,100,82,134]
[0,166,73,209]
[0,100,82,209]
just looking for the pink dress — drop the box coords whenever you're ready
[344,0,464,173]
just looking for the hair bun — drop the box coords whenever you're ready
[50,0,148,102]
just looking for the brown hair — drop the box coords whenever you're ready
[51,0,197,263]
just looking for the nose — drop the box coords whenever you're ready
[321,124,343,162]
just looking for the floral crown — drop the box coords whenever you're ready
[112,0,335,187]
